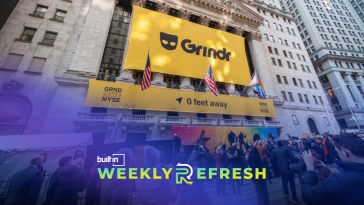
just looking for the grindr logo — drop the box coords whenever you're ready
[159,32,232,61]
[160,32,178,50]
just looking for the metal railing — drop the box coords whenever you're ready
[75,113,117,121]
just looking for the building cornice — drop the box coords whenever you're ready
[252,0,294,21]
[312,53,364,67]
[282,105,335,113]
[309,46,364,58]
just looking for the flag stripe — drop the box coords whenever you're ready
[204,65,219,96]
[141,53,151,91]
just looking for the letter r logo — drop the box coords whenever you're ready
[160,32,178,50]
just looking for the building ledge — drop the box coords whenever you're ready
[29,14,44,19]
[49,18,64,23]
[24,70,42,75]
[14,39,31,43]
[0,68,17,72]
[38,42,54,47]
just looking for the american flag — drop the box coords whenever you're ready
[205,64,219,96]
[141,52,151,91]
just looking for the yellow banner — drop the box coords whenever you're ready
[83,80,276,117]
[123,6,251,85]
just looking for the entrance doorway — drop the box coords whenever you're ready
[308,118,319,135]
[126,133,147,142]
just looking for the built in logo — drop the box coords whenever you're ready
[159,32,231,61]
[97,154,125,166]
[259,102,269,113]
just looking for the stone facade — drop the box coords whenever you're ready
[0,0,340,142]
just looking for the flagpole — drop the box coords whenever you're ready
[197,59,212,90]
[242,67,258,94]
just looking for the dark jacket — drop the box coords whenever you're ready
[5,166,41,205]
[45,165,87,205]
[271,147,291,174]
[179,182,212,205]
[253,133,261,142]
[188,148,206,167]
[228,132,237,143]
[100,176,131,205]
[238,133,246,144]
[301,161,364,205]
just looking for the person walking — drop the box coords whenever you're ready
[215,147,227,196]
[248,146,270,205]
[5,155,43,205]
[271,141,298,204]
[238,131,247,149]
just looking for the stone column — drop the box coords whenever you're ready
[151,72,166,87]
[157,3,170,14]
[247,32,277,98]
[180,76,194,91]
[199,16,211,26]
[218,21,228,31]
[355,73,364,99]
[116,69,135,84]
[326,71,356,109]
[344,72,364,108]
[179,10,191,20]
[225,83,240,96]
[67,0,115,73]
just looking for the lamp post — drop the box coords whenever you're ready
[321,87,340,134]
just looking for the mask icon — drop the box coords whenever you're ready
[160,32,178,50]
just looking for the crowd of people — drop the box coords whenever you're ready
[3,131,364,205]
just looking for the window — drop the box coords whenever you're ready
[91,107,107,113]
[318,96,324,105]
[271,58,277,65]
[279,38,283,44]
[41,31,57,45]
[288,52,293,59]
[324,117,330,126]
[287,27,291,34]
[304,94,310,103]
[18,28,36,41]
[301,64,306,72]
[288,92,294,101]
[274,48,279,55]
[26,57,46,73]
[306,66,311,73]
[265,20,270,27]
[268,46,273,53]
[307,81,312,88]
[283,50,287,57]
[264,34,269,40]
[292,62,297,70]
[287,61,292,69]
[298,79,304,87]
[245,116,253,120]
[292,115,299,125]
[292,78,298,86]
[276,75,282,84]
[1,54,23,70]
[312,81,317,89]
[281,91,288,101]
[270,35,275,42]
[197,113,207,118]
[54,10,67,21]
[33,5,48,17]
[278,58,283,67]
[298,94,304,103]
[273,23,278,30]
[313,95,319,104]
[297,54,301,60]
[167,111,179,116]
[284,40,289,46]
[283,76,289,84]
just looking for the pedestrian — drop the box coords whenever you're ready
[266,141,279,177]
[226,146,241,197]
[248,146,270,205]
[173,133,181,141]
[100,148,134,205]
[135,146,177,205]
[44,155,87,205]
[73,150,86,169]
[198,130,211,148]
[253,131,261,142]
[175,147,188,193]
[215,147,227,196]
[256,141,273,184]
[271,141,298,204]
[290,142,303,164]
[301,133,364,205]
[267,132,275,142]
[85,154,107,205]
[228,130,237,147]
[5,155,43,205]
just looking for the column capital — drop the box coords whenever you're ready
[157,3,170,14]
[131,0,146,7]
[355,73,364,77]
[199,16,210,26]
[344,71,352,76]
[218,21,228,31]
[236,27,243,36]
[179,9,191,20]
[246,32,262,42]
